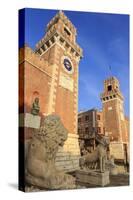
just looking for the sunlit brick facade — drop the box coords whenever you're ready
[19,10,83,172]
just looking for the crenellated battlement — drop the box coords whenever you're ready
[35,10,83,60]
[46,10,77,34]
[100,76,124,102]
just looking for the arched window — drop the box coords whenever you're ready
[33,91,39,98]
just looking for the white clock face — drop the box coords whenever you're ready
[61,56,74,74]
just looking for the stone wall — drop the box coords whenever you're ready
[24,132,81,172]
[55,133,80,172]
[19,46,52,116]
[110,142,125,160]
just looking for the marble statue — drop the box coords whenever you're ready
[31,97,40,115]
[25,115,76,190]
[79,135,109,173]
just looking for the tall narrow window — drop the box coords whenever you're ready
[85,115,89,121]
[107,85,112,91]
[97,115,100,120]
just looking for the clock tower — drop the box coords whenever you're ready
[35,11,83,171]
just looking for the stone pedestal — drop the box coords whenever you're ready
[25,133,81,173]
[75,170,110,187]
[55,133,80,172]
[109,142,129,174]
[19,113,41,129]
[110,142,125,160]
[20,114,81,172]
[110,167,118,175]
[116,165,126,174]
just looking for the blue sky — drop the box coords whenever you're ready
[19,8,129,116]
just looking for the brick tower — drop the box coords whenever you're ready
[35,11,83,171]
[100,77,128,162]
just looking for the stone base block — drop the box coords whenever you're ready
[19,113,41,129]
[75,170,110,187]
[110,142,125,160]
[55,133,80,172]
[110,167,118,175]
[25,133,81,173]
[117,165,126,174]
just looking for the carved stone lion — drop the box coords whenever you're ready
[79,135,109,173]
[25,115,76,190]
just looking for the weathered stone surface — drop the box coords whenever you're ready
[105,155,118,175]
[110,167,118,175]
[55,133,80,172]
[25,115,76,190]
[79,135,109,173]
[19,113,41,129]
[110,142,125,160]
[116,165,126,174]
[59,72,74,92]
[76,170,110,186]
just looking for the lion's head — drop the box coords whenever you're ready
[32,115,68,159]
[26,115,76,189]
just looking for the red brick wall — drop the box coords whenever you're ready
[19,40,80,135]
[24,61,51,115]
[41,44,78,134]
[103,99,120,141]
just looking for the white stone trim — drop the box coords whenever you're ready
[116,101,123,142]
[102,98,118,103]
[40,39,80,62]
[74,93,77,97]
[55,132,80,172]
[47,64,59,114]
[40,41,65,57]
[67,133,79,138]
[40,41,56,56]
